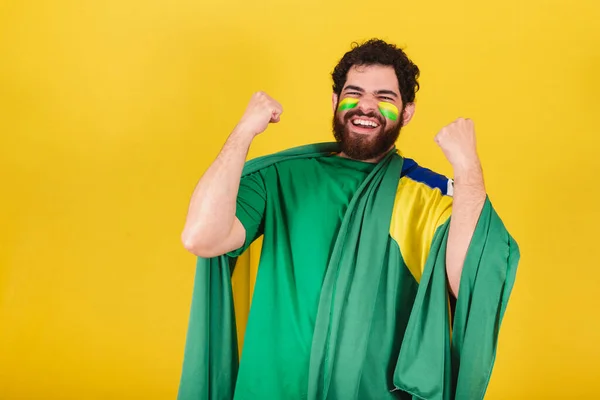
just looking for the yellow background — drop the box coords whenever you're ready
[1,0,599,398]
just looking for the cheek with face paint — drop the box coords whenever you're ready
[337,97,359,112]
[378,102,399,122]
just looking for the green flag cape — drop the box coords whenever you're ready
[177,143,520,400]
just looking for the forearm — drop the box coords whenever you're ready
[446,160,487,297]
[181,125,254,253]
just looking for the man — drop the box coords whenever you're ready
[178,39,519,400]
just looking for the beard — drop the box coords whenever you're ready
[332,107,403,161]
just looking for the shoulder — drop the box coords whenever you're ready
[394,156,453,217]
[258,157,323,180]
[393,156,453,216]
[392,156,454,232]
[240,156,324,192]
[400,157,454,197]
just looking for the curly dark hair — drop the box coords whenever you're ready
[331,39,420,106]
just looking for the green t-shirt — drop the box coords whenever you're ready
[228,155,416,399]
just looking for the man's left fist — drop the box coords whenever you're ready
[435,118,480,170]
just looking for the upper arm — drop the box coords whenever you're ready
[225,170,267,258]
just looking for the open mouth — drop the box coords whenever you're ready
[349,117,381,133]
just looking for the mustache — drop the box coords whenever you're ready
[343,109,386,126]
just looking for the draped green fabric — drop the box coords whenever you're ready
[177,142,519,400]
[392,200,520,399]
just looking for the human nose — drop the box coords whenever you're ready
[357,95,378,113]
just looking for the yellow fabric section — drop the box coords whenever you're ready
[389,176,453,283]
[231,250,250,354]
[231,237,263,355]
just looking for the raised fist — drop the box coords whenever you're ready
[237,91,284,137]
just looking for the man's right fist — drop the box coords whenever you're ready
[237,92,283,137]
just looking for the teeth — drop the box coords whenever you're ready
[353,119,379,127]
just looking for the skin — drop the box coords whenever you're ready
[181,91,282,258]
[332,65,415,163]
[182,64,486,298]
[436,118,486,297]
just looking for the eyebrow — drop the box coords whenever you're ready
[375,90,399,98]
[343,85,365,93]
[343,85,399,98]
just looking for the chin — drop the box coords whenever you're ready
[332,115,401,160]
[349,129,382,138]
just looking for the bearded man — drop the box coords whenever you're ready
[178,38,520,400]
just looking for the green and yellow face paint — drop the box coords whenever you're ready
[337,97,359,112]
[378,102,399,121]
[338,97,400,122]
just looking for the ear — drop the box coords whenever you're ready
[402,102,416,126]
[332,93,339,113]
